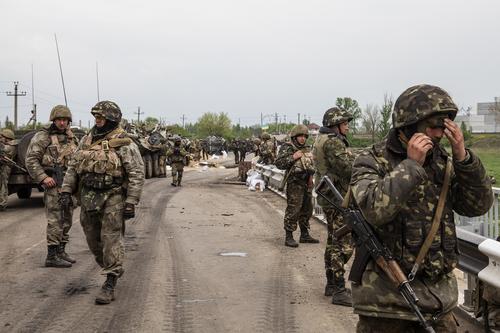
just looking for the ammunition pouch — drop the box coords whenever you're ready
[80,173,123,190]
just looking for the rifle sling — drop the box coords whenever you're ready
[408,157,453,281]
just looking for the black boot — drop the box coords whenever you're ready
[177,177,182,187]
[331,276,352,306]
[324,270,335,296]
[299,227,319,243]
[58,243,76,263]
[285,230,298,248]
[95,274,118,305]
[171,182,177,187]
[45,245,72,268]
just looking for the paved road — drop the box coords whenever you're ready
[0,163,482,332]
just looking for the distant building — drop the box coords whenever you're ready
[455,98,500,133]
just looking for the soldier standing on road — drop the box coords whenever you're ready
[25,106,78,268]
[350,84,493,332]
[0,129,17,211]
[167,136,187,187]
[313,107,355,306]
[60,101,144,304]
[258,133,275,165]
[230,138,240,164]
[275,125,320,247]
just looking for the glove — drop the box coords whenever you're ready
[123,203,135,220]
[58,192,73,209]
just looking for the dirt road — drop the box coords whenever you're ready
[0,164,480,332]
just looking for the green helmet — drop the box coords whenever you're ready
[322,107,353,127]
[49,105,72,121]
[290,124,309,138]
[1,128,15,140]
[91,100,122,123]
[392,84,458,129]
[261,132,271,140]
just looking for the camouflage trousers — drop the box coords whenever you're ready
[158,155,167,176]
[233,150,240,164]
[171,162,184,184]
[238,150,246,162]
[0,166,10,208]
[356,312,457,333]
[44,187,74,246]
[323,205,353,279]
[80,188,125,277]
[283,181,313,232]
[483,282,500,328]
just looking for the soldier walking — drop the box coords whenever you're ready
[60,101,144,304]
[0,129,17,211]
[350,84,493,332]
[25,106,78,267]
[167,136,187,187]
[313,107,355,306]
[275,125,319,247]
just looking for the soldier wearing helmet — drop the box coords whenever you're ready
[60,100,144,304]
[0,129,17,211]
[258,132,275,165]
[25,105,78,267]
[166,135,187,186]
[275,124,319,247]
[313,106,355,306]
[349,84,493,332]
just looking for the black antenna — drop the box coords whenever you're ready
[54,34,68,106]
[30,64,37,128]
[96,62,100,101]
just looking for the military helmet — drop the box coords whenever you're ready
[322,107,353,127]
[173,135,182,142]
[91,101,122,123]
[49,105,72,121]
[261,132,271,140]
[290,124,309,138]
[392,84,458,129]
[1,128,15,140]
[253,137,261,145]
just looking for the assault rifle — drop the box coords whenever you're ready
[0,152,28,173]
[315,175,435,333]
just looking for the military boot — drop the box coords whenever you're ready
[324,270,335,296]
[177,177,182,187]
[285,230,299,248]
[171,182,177,187]
[58,243,76,263]
[299,227,320,243]
[95,274,118,305]
[331,276,352,306]
[45,245,72,268]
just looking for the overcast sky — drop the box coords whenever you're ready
[1,0,499,128]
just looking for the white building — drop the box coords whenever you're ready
[455,98,500,133]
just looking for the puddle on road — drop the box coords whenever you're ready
[219,252,248,257]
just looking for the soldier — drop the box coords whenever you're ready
[25,105,78,268]
[60,101,144,304]
[253,137,261,157]
[0,129,17,211]
[230,138,240,164]
[275,125,319,247]
[238,139,248,163]
[167,135,187,187]
[259,133,275,165]
[349,84,493,332]
[313,107,355,306]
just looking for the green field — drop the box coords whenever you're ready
[472,148,500,185]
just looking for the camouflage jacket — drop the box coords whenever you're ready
[275,141,315,185]
[350,129,493,320]
[313,127,355,206]
[61,127,144,205]
[166,145,187,164]
[26,127,79,184]
[0,141,17,176]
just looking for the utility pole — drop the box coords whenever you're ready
[135,106,144,123]
[181,114,186,128]
[274,112,278,133]
[5,81,26,129]
[260,112,263,128]
[297,113,300,124]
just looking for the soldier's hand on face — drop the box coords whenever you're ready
[293,150,303,160]
[123,203,135,220]
[443,119,466,162]
[407,133,433,166]
[42,176,57,189]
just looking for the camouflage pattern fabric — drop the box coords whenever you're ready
[356,312,457,333]
[322,107,353,127]
[483,283,500,329]
[0,142,16,209]
[91,101,122,123]
[166,145,187,164]
[171,162,184,184]
[44,187,74,246]
[259,139,275,165]
[322,206,353,279]
[349,128,493,320]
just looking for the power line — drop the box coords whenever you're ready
[5,81,27,129]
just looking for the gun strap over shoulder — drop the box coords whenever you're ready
[408,156,453,281]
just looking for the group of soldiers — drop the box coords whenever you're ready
[275,84,497,332]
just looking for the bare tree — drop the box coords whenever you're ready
[362,104,381,143]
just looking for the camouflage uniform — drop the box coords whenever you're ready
[350,85,493,331]
[0,129,17,210]
[483,282,500,329]
[61,101,144,304]
[230,139,240,164]
[166,137,187,186]
[259,133,275,165]
[26,106,78,267]
[275,125,318,247]
[313,107,355,303]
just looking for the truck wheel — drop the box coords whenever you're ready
[152,153,159,178]
[17,187,32,199]
[144,154,152,179]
